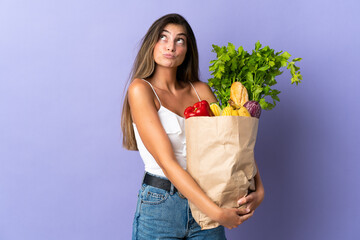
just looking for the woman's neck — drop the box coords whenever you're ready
[148,65,181,93]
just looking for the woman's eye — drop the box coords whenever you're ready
[160,35,167,40]
[177,38,185,44]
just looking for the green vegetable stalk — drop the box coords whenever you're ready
[208,41,303,110]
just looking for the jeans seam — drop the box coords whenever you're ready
[133,213,140,240]
[132,192,142,240]
[186,201,189,234]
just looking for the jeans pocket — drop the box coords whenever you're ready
[141,184,169,205]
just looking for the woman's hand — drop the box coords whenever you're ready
[235,160,265,223]
[216,186,264,229]
[237,187,265,216]
[216,207,254,229]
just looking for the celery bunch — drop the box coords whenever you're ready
[208,41,303,110]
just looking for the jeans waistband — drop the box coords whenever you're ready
[143,172,177,193]
[142,172,187,199]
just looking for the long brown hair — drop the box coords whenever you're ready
[121,13,200,150]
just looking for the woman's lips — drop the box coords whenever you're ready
[163,53,175,59]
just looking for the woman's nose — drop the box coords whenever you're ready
[167,41,175,52]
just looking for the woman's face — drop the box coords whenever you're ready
[153,24,188,68]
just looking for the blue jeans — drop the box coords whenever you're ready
[132,174,226,239]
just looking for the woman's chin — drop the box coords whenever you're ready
[157,62,180,69]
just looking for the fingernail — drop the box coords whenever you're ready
[246,208,251,213]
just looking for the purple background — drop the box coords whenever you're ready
[1,0,359,239]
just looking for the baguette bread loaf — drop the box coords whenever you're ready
[230,82,249,108]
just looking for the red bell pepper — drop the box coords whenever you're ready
[184,100,213,119]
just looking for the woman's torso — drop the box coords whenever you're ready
[132,79,201,178]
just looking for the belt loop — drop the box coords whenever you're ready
[170,183,175,195]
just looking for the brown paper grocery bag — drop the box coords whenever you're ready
[185,116,259,230]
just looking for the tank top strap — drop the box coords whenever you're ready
[141,79,162,106]
[189,81,201,101]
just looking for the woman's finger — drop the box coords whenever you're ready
[236,207,251,216]
[238,191,256,205]
[239,210,255,223]
[245,192,255,202]
[237,197,247,205]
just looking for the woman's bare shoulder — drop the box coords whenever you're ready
[128,79,154,101]
[129,78,151,94]
[191,80,218,103]
[127,78,159,112]
[191,80,208,89]
[128,78,160,123]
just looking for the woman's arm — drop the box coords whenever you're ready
[128,79,250,229]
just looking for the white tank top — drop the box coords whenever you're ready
[132,79,201,178]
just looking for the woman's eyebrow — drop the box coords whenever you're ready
[162,29,187,37]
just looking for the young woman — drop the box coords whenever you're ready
[121,13,265,239]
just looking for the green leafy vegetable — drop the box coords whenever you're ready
[208,41,303,110]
